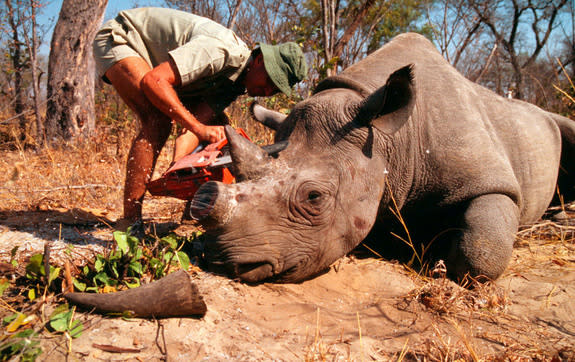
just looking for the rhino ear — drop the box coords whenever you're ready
[357,64,415,134]
[250,102,287,132]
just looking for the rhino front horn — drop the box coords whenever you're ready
[190,181,235,226]
[225,125,270,181]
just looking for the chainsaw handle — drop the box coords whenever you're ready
[192,142,208,154]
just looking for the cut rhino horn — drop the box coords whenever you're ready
[190,181,234,226]
[225,125,270,181]
[64,270,207,318]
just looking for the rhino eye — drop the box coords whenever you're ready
[289,181,335,225]
[307,190,322,202]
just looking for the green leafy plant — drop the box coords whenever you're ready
[1,313,42,362]
[0,278,9,297]
[72,230,144,292]
[48,305,83,339]
[24,253,61,300]
[9,246,19,268]
[0,229,200,362]
[72,230,198,293]
[0,328,42,361]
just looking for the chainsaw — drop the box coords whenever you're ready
[147,128,287,200]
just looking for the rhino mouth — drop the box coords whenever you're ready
[204,237,278,282]
[210,258,275,282]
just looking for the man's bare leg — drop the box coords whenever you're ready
[105,57,173,225]
[174,130,200,162]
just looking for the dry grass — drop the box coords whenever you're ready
[0,94,281,218]
[0,127,131,215]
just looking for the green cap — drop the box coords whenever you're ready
[259,42,308,96]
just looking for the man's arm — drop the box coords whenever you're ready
[140,59,225,143]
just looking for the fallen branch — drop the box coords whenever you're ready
[0,184,122,193]
[64,270,207,318]
[92,344,142,354]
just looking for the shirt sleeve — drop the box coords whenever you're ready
[169,35,233,86]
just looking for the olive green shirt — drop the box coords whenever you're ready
[94,7,251,112]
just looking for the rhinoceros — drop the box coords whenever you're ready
[190,32,575,283]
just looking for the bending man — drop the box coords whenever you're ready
[93,7,307,230]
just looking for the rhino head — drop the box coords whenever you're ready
[191,65,415,283]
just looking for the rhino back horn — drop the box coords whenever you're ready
[225,125,270,181]
[250,103,287,131]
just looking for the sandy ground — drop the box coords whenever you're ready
[1,203,574,361]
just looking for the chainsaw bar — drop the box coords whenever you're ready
[146,128,288,200]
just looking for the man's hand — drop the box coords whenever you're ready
[197,125,225,144]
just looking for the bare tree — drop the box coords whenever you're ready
[164,0,225,23]
[1,0,47,145]
[45,0,108,142]
[318,0,397,77]
[559,0,574,80]
[320,0,338,77]
[164,0,297,49]
[227,0,243,30]
[427,0,484,68]
[20,0,43,145]
[470,0,569,99]
[4,0,26,141]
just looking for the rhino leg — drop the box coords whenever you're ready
[554,115,575,204]
[448,194,518,281]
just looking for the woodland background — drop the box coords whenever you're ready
[1,0,574,152]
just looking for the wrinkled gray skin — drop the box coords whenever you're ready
[191,33,575,283]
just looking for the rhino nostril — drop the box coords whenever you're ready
[190,182,220,220]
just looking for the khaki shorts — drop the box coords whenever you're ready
[92,19,147,83]
[92,18,241,114]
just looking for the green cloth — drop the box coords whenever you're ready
[93,7,251,112]
[260,42,308,96]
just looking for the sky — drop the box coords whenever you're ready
[37,0,164,55]
[32,0,574,61]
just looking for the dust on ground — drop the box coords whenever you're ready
[1,200,574,361]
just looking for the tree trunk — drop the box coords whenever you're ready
[5,0,26,142]
[45,0,108,142]
[227,0,243,30]
[320,0,337,77]
[23,0,44,146]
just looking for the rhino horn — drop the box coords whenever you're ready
[65,270,207,318]
[225,125,270,182]
[250,102,287,131]
[358,64,416,134]
[190,181,234,225]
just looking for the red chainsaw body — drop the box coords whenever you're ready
[147,128,250,200]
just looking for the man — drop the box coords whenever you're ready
[93,7,307,230]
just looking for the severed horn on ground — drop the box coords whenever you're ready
[64,270,207,318]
